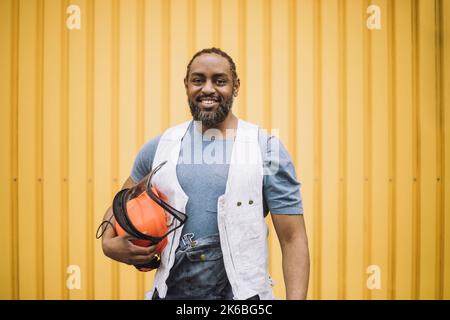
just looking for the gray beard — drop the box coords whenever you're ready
[189,96,233,128]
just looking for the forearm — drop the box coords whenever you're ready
[101,206,117,256]
[100,175,136,247]
[281,235,310,300]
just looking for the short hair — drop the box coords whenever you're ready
[185,47,238,84]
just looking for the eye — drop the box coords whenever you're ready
[191,78,203,85]
[216,79,227,86]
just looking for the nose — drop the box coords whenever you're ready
[201,79,215,95]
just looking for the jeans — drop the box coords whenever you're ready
[159,234,234,300]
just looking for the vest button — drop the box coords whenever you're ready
[200,254,206,261]
[237,201,242,206]
[249,200,254,205]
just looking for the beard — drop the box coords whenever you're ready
[188,94,234,128]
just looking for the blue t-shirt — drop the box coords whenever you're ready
[131,121,303,240]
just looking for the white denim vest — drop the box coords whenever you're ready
[145,119,274,300]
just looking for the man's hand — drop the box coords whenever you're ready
[103,233,158,266]
[100,176,159,266]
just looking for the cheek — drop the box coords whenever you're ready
[218,87,234,98]
[186,87,199,99]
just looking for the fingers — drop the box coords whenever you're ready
[129,254,159,265]
[127,243,158,265]
[129,243,158,256]
[119,234,156,251]
[110,234,159,265]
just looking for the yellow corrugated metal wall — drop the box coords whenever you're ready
[0,0,449,300]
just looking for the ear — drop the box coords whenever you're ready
[233,78,240,97]
[184,78,189,96]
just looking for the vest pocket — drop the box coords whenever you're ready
[236,222,264,270]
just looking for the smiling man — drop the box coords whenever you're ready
[100,48,310,300]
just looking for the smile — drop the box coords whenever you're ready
[197,97,220,108]
[200,99,218,106]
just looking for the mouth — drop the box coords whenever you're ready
[197,96,220,109]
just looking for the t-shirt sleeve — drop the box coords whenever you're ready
[130,135,162,183]
[260,133,304,216]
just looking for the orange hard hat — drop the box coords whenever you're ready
[114,189,168,271]
[111,161,187,271]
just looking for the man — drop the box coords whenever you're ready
[100,48,309,300]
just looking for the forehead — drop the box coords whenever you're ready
[189,53,232,77]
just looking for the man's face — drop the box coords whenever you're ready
[185,53,239,128]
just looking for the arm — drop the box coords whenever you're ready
[271,214,310,300]
[100,176,157,265]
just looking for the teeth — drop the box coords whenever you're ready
[201,99,216,105]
